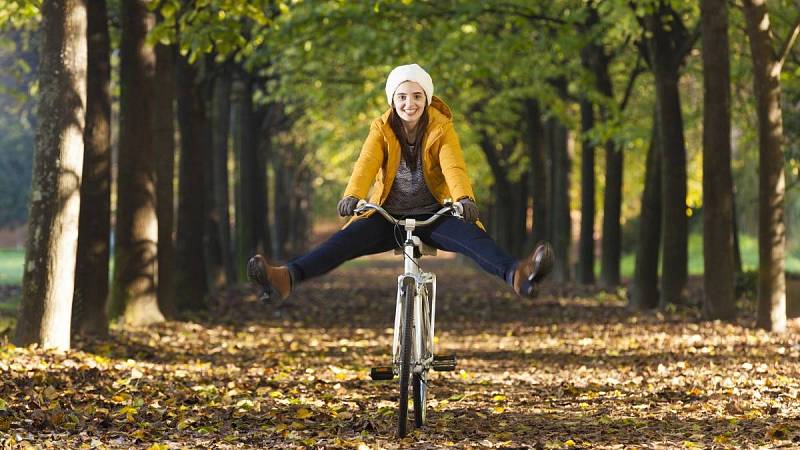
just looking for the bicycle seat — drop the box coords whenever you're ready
[394,237,438,256]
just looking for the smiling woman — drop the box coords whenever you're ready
[246,63,554,303]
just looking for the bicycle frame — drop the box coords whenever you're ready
[354,201,460,375]
[391,220,437,374]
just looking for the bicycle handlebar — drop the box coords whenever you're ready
[354,200,464,227]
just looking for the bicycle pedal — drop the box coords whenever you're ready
[370,366,395,380]
[433,354,457,371]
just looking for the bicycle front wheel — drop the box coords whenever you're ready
[397,278,415,438]
[413,372,427,427]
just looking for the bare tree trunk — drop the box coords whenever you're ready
[548,117,571,282]
[641,2,692,307]
[154,42,176,318]
[600,139,623,287]
[15,0,87,350]
[743,0,788,332]
[175,54,208,310]
[701,0,737,320]
[211,70,234,283]
[110,0,164,326]
[524,99,549,247]
[233,77,257,280]
[577,99,595,284]
[629,117,661,310]
[73,0,109,337]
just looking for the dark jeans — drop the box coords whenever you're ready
[288,213,518,285]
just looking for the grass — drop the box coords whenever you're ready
[0,249,24,284]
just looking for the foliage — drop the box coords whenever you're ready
[2,262,800,447]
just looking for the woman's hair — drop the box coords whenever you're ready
[388,103,429,171]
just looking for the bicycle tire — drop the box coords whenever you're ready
[397,278,415,438]
[413,372,427,427]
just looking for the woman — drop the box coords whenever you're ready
[248,64,553,300]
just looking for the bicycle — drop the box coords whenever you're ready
[354,200,461,438]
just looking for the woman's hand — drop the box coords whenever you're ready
[458,198,479,222]
[338,196,360,216]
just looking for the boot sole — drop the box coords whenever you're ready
[247,255,274,302]
[526,242,554,296]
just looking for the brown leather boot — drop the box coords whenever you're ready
[247,254,292,302]
[513,241,554,298]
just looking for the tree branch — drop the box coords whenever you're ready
[777,14,800,71]
[619,54,645,111]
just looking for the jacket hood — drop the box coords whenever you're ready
[378,95,453,128]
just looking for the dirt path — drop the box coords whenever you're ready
[2,258,800,449]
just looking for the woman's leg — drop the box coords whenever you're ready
[418,216,517,284]
[288,214,401,283]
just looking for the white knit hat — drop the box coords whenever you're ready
[385,64,434,106]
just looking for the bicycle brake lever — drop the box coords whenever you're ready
[353,199,368,215]
[452,201,464,219]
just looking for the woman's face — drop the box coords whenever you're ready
[393,81,426,125]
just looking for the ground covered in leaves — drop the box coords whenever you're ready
[2,255,800,449]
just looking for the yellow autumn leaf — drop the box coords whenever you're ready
[295,408,313,419]
[492,406,505,414]
[147,444,169,450]
[564,439,576,447]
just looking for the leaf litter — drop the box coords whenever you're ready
[1,256,800,449]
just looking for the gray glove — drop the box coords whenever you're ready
[337,196,359,216]
[459,197,479,222]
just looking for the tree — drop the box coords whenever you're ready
[742,0,799,332]
[638,1,697,307]
[629,116,661,310]
[701,0,736,320]
[15,0,87,349]
[154,39,177,318]
[577,96,596,284]
[110,0,164,326]
[174,52,209,310]
[73,0,111,336]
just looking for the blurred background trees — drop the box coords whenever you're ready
[1,0,799,347]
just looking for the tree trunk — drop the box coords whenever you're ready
[211,70,234,283]
[233,77,258,280]
[732,194,743,274]
[15,0,87,350]
[273,151,291,261]
[73,0,109,337]
[203,85,225,290]
[596,52,622,288]
[701,0,736,321]
[110,0,164,326]
[175,54,208,310]
[153,42,176,318]
[743,0,787,332]
[600,139,623,287]
[524,99,549,247]
[480,135,513,252]
[548,117,571,282]
[577,99,595,284]
[642,3,690,307]
[255,105,270,257]
[629,117,661,310]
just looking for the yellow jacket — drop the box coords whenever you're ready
[343,96,482,229]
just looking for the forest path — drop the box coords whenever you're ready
[2,256,800,449]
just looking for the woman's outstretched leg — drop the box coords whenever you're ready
[247,214,400,300]
[419,216,554,297]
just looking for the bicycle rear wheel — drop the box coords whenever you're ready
[397,278,415,437]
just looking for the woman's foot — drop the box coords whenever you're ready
[247,254,292,302]
[513,241,554,298]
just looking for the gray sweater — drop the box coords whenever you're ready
[382,144,441,216]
